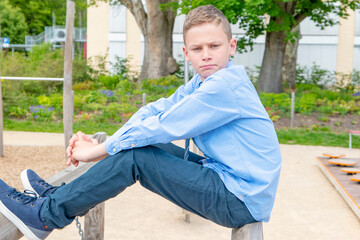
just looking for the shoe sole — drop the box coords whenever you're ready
[21,169,38,197]
[0,200,41,240]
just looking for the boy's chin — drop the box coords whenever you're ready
[200,69,218,80]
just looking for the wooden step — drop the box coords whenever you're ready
[328,159,358,166]
[322,153,346,159]
[341,167,360,175]
[350,175,360,183]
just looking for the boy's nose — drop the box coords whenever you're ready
[202,48,211,61]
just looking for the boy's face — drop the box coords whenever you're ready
[183,23,237,81]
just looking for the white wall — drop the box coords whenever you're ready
[103,5,359,73]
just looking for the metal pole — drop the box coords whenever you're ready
[349,133,352,149]
[184,59,189,84]
[290,91,295,128]
[63,0,75,149]
[142,93,146,106]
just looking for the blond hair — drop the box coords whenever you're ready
[183,5,232,44]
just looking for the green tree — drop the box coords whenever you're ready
[10,1,52,35]
[177,0,360,93]
[0,0,28,44]
[9,0,87,35]
[105,0,178,80]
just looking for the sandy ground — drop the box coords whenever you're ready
[1,131,360,240]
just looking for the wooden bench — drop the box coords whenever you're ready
[0,134,263,240]
[349,130,360,149]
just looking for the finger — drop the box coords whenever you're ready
[76,131,86,140]
[72,158,79,167]
[92,138,99,144]
[70,135,79,146]
[66,146,72,158]
[66,158,72,166]
[79,132,92,143]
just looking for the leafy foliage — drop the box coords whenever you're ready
[176,0,360,53]
[0,0,28,44]
[8,0,88,35]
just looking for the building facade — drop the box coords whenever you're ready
[87,3,360,79]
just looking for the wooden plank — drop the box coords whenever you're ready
[181,139,203,223]
[63,0,75,149]
[84,132,107,239]
[0,218,22,240]
[85,203,105,240]
[231,222,264,240]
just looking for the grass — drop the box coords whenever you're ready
[4,119,121,136]
[277,128,360,148]
[4,119,360,148]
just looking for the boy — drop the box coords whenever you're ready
[0,5,281,240]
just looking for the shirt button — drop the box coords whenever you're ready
[131,144,135,147]
[113,148,116,152]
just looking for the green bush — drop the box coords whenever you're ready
[299,93,317,114]
[1,43,96,96]
[98,75,121,90]
[8,106,27,119]
[116,79,136,94]
[110,56,132,77]
[28,105,56,121]
[141,75,183,102]
[105,102,123,123]
[83,91,107,104]
[259,92,291,117]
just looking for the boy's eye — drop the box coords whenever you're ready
[211,45,219,48]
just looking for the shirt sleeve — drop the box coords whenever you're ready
[105,74,240,155]
[110,76,199,138]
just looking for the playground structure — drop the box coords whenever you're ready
[317,153,360,220]
[25,26,86,47]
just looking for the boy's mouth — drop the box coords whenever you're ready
[200,64,216,69]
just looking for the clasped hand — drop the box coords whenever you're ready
[66,131,108,167]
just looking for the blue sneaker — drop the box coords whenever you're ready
[21,169,63,197]
[0,179,53,240]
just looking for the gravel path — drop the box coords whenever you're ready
[0,145,66,189]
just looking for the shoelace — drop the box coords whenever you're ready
[7,188,37,206]
[38,180,65,196]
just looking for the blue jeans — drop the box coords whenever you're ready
[40,143,255,229]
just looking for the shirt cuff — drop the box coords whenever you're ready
[105,137,138,155]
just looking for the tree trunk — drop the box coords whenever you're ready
[257,29,287,93]
[119,0,177,80]
[282,24,301,90]
[141,1,177,79]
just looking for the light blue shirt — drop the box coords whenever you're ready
[105,61,282,222]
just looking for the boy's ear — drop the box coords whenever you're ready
[182,46,190,62]
[229,38,237,56]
